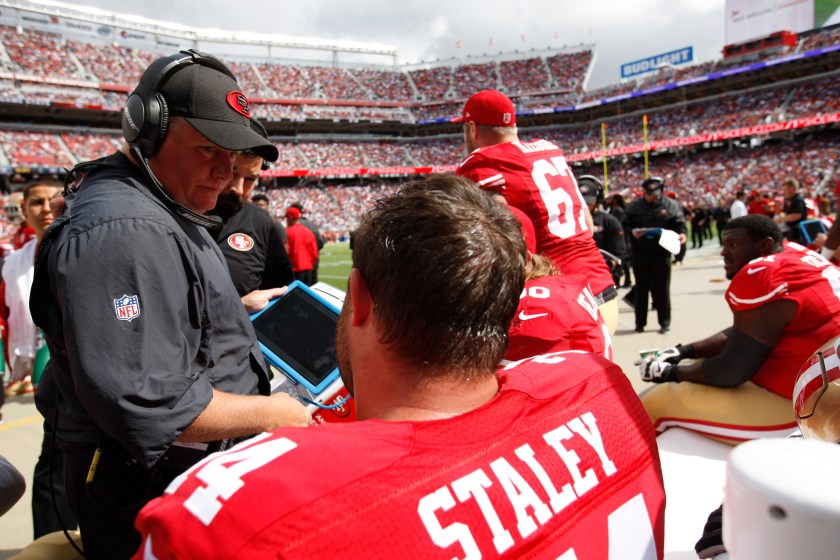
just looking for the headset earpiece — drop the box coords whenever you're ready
[155,93,169,154]
[121,49,236,159]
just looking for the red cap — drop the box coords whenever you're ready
[508,206,536,254]
[285,207,301,219]
[451,89,516,127]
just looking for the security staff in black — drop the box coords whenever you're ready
[625,177,687,334]
[577,175,627,286]
[30,50,309,559]
[776,177,808,243]
[208,118,294,299]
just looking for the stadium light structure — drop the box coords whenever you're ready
[1,0,399,62]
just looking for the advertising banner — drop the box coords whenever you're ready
[620,47,694,79]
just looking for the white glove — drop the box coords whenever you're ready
[638,359,678,383]
[656,347,681,364]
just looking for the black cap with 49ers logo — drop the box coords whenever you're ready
[160,64,278,162]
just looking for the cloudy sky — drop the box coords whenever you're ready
[72,0,728,88]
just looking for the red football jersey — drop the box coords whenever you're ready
[506,275,612,362]
[12,223,36,250]
[726,242,840,398]
[456,140,615,295]
[134,353,664,560]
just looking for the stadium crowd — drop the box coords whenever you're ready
[0,131,833,246]
[0,51,835,181]
[0,23,833,127]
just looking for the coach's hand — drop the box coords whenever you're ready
[267,392,312,428]
[638,359,678,383]
[241,286,288,314]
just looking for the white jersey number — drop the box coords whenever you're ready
[181,437,298,526]
[531,157,588,240]
[556,494,656,560]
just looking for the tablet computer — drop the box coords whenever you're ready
[249,281,341,395]
[799,219,827,245]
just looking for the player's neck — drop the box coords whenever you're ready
[357,368,499,422]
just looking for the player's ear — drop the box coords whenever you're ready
[468,121,479,141]
[348,268,372,326]
[759,236,776,254]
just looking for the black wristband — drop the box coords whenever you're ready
[665,364,680,382]
[678,343,695,361]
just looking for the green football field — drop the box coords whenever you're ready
[317,242,353,291]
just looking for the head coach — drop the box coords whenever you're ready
[30,50,310,558]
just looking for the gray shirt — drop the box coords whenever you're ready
[33,152,269,467]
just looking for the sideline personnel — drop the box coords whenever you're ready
[625,177,687,334]
[638,215,840,443]
[577,175,626,286]
[453,89,618,334]
[207,118,294,312]
[135,174,665,559]
[30,50,309,559]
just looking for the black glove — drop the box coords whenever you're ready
[695,504,725,558]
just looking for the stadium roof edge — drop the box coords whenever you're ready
[3,0,398,56]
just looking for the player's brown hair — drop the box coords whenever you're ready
[524,253,560,281]
[352,174,526,375]
[23,177,63,199]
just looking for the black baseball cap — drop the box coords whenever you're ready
[642,177,664,194]
[160,64,278,162]
[577,176,603,204]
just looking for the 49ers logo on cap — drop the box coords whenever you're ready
[226,91,251,118]
[227,233,254,252]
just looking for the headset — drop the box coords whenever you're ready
[577,174,605,205]
[642,176,666,193]
[112,49,241,229]
[122,49,235,159]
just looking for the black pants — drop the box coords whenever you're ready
[64,441,202,559]
[717,221,727,245]
[633,251,672,330]
[295,269,316,286]
[691,224,704,248]
[32,424,77,539]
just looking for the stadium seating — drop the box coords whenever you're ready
[0,22,837,245]
[0,26,81,79]
[349,68,415,102]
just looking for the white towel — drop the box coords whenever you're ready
[3,238,37,378]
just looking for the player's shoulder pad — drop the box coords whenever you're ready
[456,146,492,170]
[727,253,786,309]
[499,351,627,400]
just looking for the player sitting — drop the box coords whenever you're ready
[133,175,665,559]
[504,206,612,363]
[638,215,840,444]
[693,335,840,559]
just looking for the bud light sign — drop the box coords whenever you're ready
[620,46,694,79]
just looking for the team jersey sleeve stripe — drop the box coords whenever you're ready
[727,282,789,306]
[475,174,506,189]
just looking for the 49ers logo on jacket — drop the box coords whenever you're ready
[227,233,254,252]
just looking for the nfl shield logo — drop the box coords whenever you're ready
[114,294,140,322]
